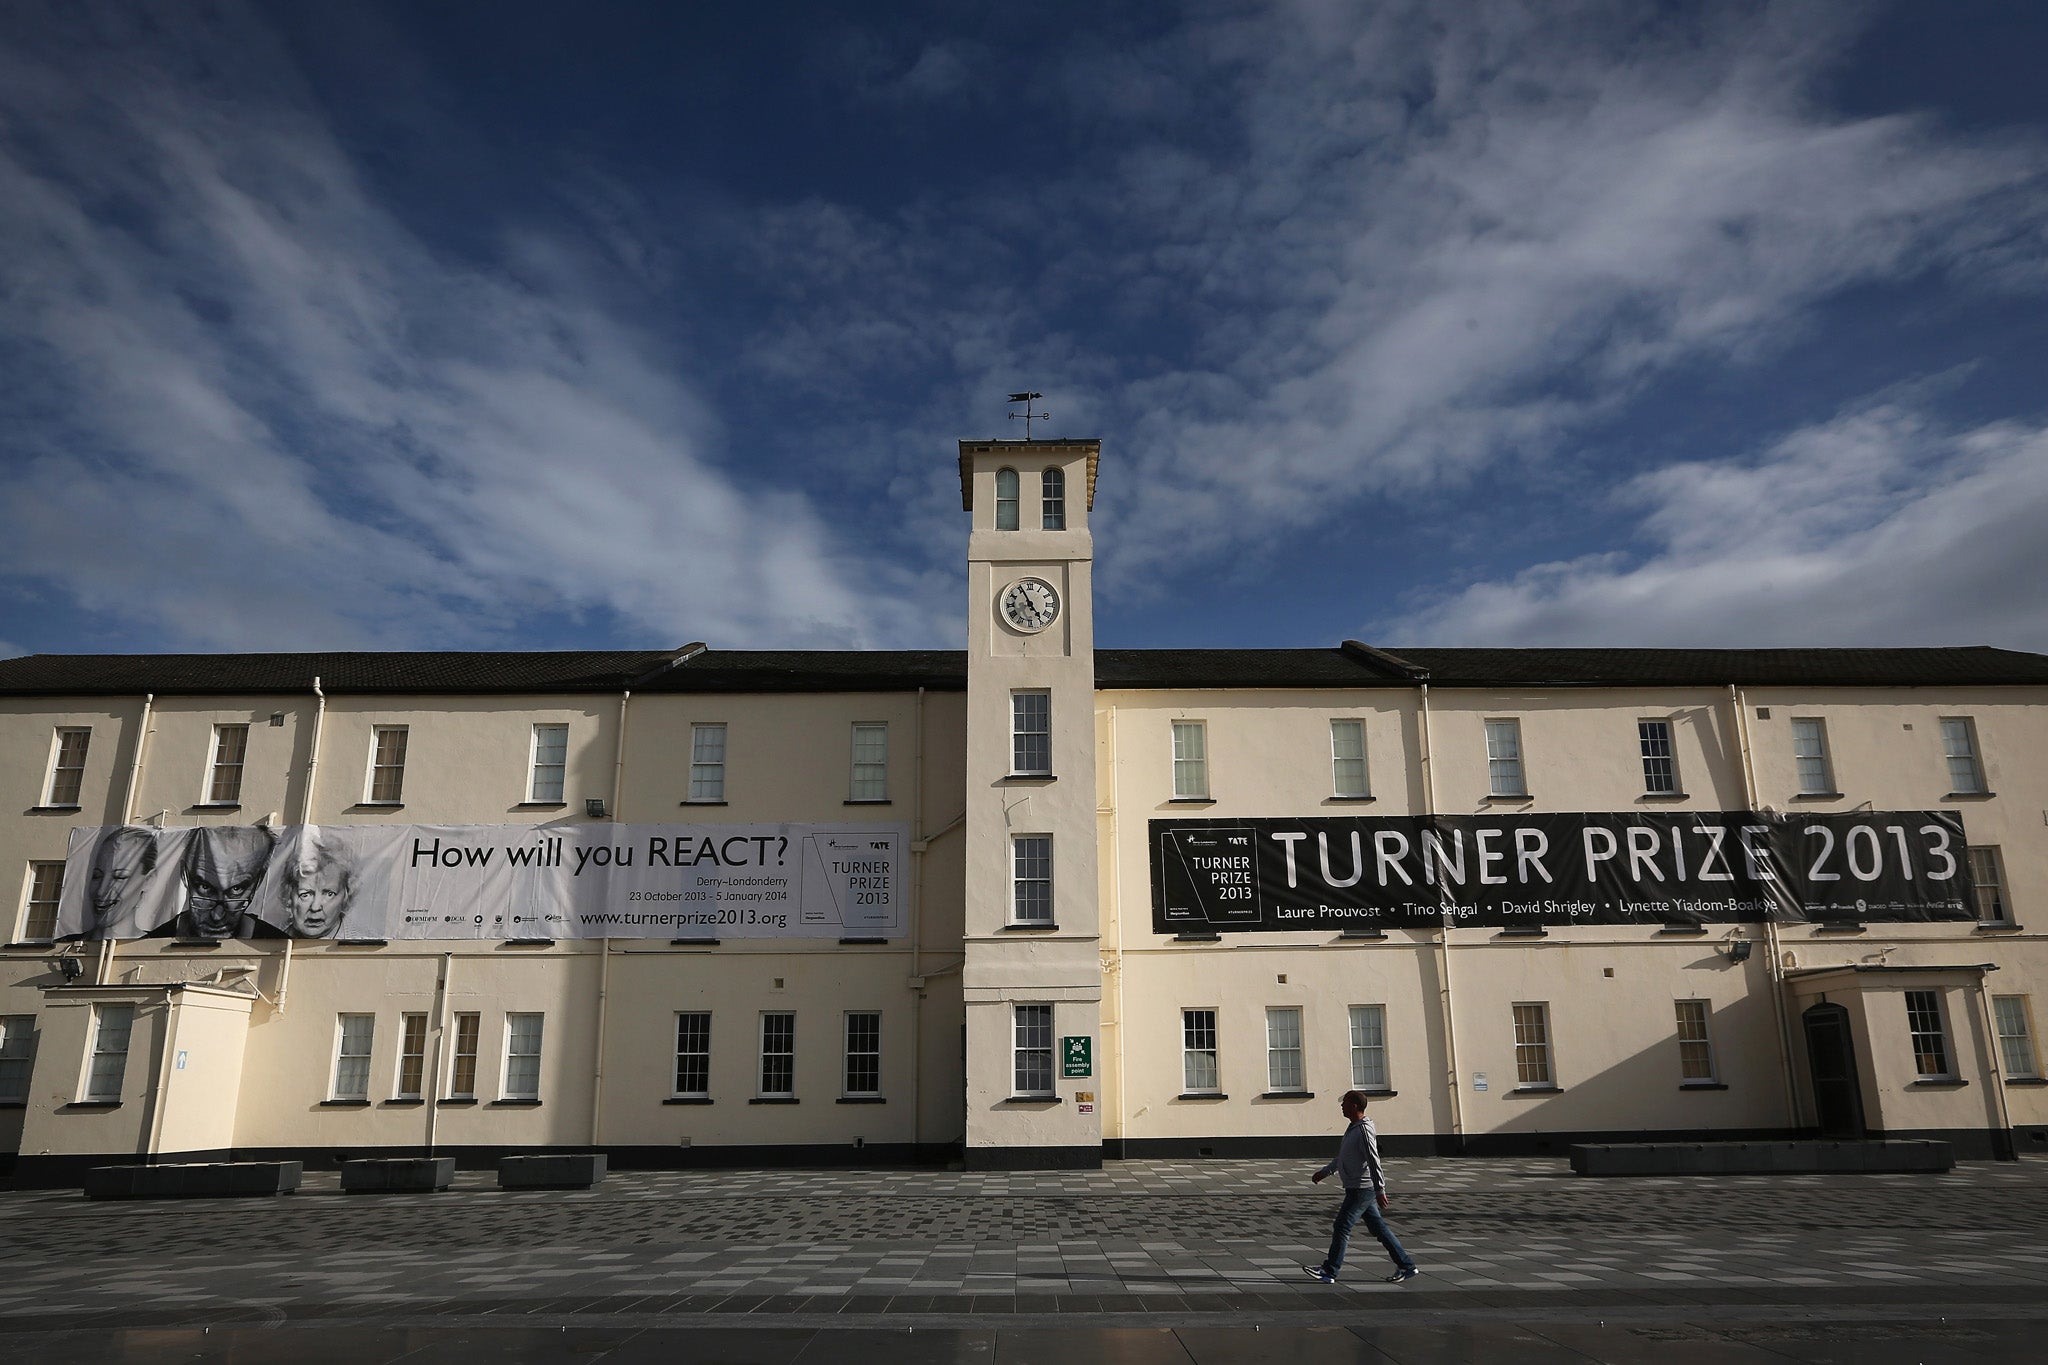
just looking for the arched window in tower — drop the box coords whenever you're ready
[1041,467,1065,530]
[995,468,1020,530]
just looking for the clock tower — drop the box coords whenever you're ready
[958,437,1104,1168]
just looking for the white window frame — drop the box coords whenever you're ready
[1171,720,1209,799]
[366,725,408,804]
[995,467,1020,530]
[1940,717,1986,795]
[1265,1006,1305,1093]
[1905,989,1953,1080]
[1011,691,1051,776]
[332,1013,375,1100]
[843,1010,882,1097]
[447,1011,481,1099]
[1675,999,1717,1083]
[1969,846,2010,926]
[0,1015,36,1103]
[1330,720,1370,799]
[1512,1001,1554,1088]
[85,1003,134,1103]
[1041,466,1065,530]
[1011,834,1053,925]
[396,1012,428,1100]
[1182,1008,1219,1094]
[1993,996,2040,1081]
[1638,718,1678,795]
[1791,717,1834,795]
[44,727,90,807]
[1485,718,1526,797]
[759,1011,795,1098]
[674,1011,712,1098]
[688,722,727,802]
[528,722,568,804]
[849,722,888,802]
[503,1012,544,1099]
[206,723,249,805]
[19,862,65,942]
[1013,1003,1054,1097]
[1349,1003,1389,1092]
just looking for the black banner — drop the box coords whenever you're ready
[1151,811,1974,933]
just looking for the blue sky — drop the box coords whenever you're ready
[2,0,2045,659]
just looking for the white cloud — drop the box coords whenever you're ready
[0,2,940,652]
[1377,402,2048,647]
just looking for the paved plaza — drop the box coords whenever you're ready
[2,1156,2046,1360]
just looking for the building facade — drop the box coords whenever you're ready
[3,439,2045,1182]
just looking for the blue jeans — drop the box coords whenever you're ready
[1322,1187,1414,1275]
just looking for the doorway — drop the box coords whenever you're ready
[1803,1002,1865,1138]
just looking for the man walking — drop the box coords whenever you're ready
[1305,1089,1419,1285]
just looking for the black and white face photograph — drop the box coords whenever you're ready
[175,825,277,939]
[280,844,356,939]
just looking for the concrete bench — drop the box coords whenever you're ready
[340,1156,456,1193]
[497,1153,607,1190]
[1570,1140,1953,1176]
[84,1160,303,1200]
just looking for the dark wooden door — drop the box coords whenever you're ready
[1803,1002,1864,1138]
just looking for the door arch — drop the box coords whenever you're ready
[1802,1001,1865,1138]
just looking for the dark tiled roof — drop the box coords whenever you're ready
[1381,646,2048,688]
[0,650,688,696]
[637,650,967,693]
[1094,649,1397,689]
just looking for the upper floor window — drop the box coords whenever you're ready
[1791,718,1834,795]
[1940,717,1985,794]
[995,467,1020,530]
[20,862,64,942]
[1011,692,1051,776]
[1969,846,2010,926]
[1041,467,1065,530]
[1905,990,1952,1079]
[529,723,568,803]
[207,724,248,804]
[689,723,727,802]
[1485,719,1526,797]
[86,1003,134,1102]
[1638,719,1678,794]
[367,726,408,804]
[1171,720,1209,799]
[849,723,888,801]
[0,1015,35,1103]
[504,1012,545,1099]
[44,727,90,806]
[1012,835,1053,924]
[1330,720,1369,798]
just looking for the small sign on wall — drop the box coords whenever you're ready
[1472,1072,1488,1092]
[175,1051,188,1071]
[1062,1037,1092,1078]
[1076,1090,1095,1115]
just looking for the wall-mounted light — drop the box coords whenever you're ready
[1727,939,1753,963]
[58,955,83,982]
[585,798,608,819]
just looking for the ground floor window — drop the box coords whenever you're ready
[1513,1002,1554,1087]
[1182,1009,1219,1093]
[86,1003,134,1102]
[332,1013,374,1100]
[396,1013,427,1099]
[675,1012,711,1097]
[1905,990,1952,1079]
[1675,1000,1716,1083]
[1348,1004,1387,1091]
[1014,1004,1053,1096]
[504,1013,544,1099]
[1993,996,2039,1080]
[843,1011,881,1096]
[448,1012,480,1098]
[1266,1006,1304,1092]
[760,1012,795,1097]
[0,1015,35,1102]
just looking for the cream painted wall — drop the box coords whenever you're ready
[152,987,253,1156]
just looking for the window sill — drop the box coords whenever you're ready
[837,1096,887,1104]
[838,937,889,945]
[1510,1085,1562,1095]
[1173,931,1221,942]
[1976,923,2023,933]
[1176,1092,1228,1101]
[843,799,893,806]
[1789,792,1844,801]
[1258,1090,1316,1101]
[1907,1079,1967,1089]
[664,1096,714,1105]
[0,1099,24,1109]
[1498,927,1548,938]
[1167,797,1215,805]
[680,800,729,807]
[670,937,720,946]
[351,802,404,811]
[1657,924,1708,935]
[503,939,555,947]
[749,1097,800,1105]
[1813,923,1867,934]
[1325,796,1376,804]
[437,1097,478,1107]
[1638,793,1690,801]
[382,1098,425,1107]
[30,805,82,813]
[1361,1089,1398,1098]
[1679,1082,1729,1091]
[337,938,388,947]
[61,1101,122,1110]
[1002,774,1055,784]
[2006,1078,2048,1088]
[1483,793,1532,803]
[1339,929,1387,940]
[1943,791,1995,800]
[192,801,242,810]
[171,939,224,948]
[320,1099,372,1108]
[515,802,568,810]
[4,940,56,950]
[1002,922,1060,932]
[1000,1095,1061,1105]
[490,1098,543,1107]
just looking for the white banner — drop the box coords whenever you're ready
[56,822,906,941]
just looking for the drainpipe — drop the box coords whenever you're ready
[1972,971,2018,1160]
[300,678,327,823]
[144,987,180,1161]
[1732,684,1801,1130]
[589,688,631,1148]
[908,687,925,1149]
[610,690,632,818]
[1103,702,1126,1149]
[101,693,156,986]
[424,951,453,1156]
[1420,683,1465,1150]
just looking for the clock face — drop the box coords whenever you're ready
[1001,577,1061,632]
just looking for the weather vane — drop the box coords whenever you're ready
[1007,391,1049,439]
